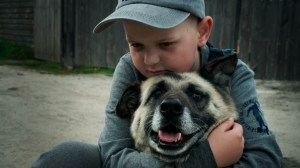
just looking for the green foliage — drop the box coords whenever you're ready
[22,61,115,75]
[0,40,34,60]
[74,66,114,75]
[21,60,66,74]
[0,39,114,75]
[1,59,114,75]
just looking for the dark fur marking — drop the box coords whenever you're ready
[200,53,237,87]
[214,86,232,105]
[116,81,141,118]
[145,80,169,105]
[191,111,216,130]
[185,83,210,110]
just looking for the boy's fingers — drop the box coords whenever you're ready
[232,122,244,135]
[220,117,235,131]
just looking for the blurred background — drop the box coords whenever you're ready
[0,0,299,80]
[0,0,300,167]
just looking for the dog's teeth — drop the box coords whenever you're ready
[177,133,182,142]
[158,131,182,143]
[175,133,182,142]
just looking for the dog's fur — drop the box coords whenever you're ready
[116,54,238,163]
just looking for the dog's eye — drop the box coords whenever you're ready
[154,90,162,97]
[192,93,202,100]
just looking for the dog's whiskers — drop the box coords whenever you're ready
[144,120,153,134]
[190,118,209,130]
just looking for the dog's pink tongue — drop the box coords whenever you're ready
[158,130,182,143]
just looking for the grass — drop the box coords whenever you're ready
[0,40,34,60]
[0,40,114,75]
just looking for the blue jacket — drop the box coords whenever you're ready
[99,43,283,167]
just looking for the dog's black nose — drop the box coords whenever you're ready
[160,98,183,117]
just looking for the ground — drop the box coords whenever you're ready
[0,65,299,167]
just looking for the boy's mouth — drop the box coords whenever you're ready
[147,70,165,76]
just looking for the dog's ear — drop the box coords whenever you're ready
[200,53,238,87]
[116,81,141,118]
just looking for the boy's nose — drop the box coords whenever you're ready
[144,50,160,65]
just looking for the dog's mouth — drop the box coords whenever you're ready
[150,125,198,149]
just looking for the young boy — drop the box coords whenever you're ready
[32,0,283,167]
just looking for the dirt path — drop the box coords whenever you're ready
[0,65,299,167]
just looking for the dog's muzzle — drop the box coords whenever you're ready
[149,98,204,156]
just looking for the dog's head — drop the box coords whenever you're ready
[116,54,238,162]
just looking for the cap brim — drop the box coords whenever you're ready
[93,4,190,33]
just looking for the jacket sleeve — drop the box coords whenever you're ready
[229,60,283,167]
[99,55,218,168]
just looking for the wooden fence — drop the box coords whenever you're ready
[0,0,34,45]
[238,0,300,80]
[206,0,300,80]
[34,0,62,63]
[1,0,300,80]
[34,0,128,68]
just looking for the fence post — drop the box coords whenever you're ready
[62,0,75,70]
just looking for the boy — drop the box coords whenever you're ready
[32,0,283,167]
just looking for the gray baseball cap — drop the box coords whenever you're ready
[93,0,205,33]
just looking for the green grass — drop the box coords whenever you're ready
[0,40,34,60]
[73,65,114,75]
[19,60,114,75]
[0,39,114,75]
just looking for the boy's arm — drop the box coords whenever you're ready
[228,60,283,167]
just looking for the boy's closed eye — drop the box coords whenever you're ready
[159,41,175,48]
[128,41,176,51]
[128,43,145,52]
[130,43,143,49]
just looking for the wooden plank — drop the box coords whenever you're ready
[0,29,32,36]
[238,0,282,79]
[0,0,34,45]
[74,0,127,68]
[0,1,33,8]
[0,24,33,31]
[62,0,75,69]
[0,8,33,14]
[0,0,33,3]
[0,33,32,40]
[292,1,300,81]
[0,19,33,25]
[276,0,300,80]
[255,0,281,79]
[238,0,300,81]
[0,33,33,44]
[205,0,240,48]
[0,13,33,19]
[34,0,62,62]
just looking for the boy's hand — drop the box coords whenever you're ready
[208,118,244,167]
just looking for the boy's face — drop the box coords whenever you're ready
[123,18,202,78]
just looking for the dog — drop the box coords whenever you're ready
[116,54,238,163]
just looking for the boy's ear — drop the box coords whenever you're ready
[200,53,238,87]
[197,16,213,47]
[116,81,141,118]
